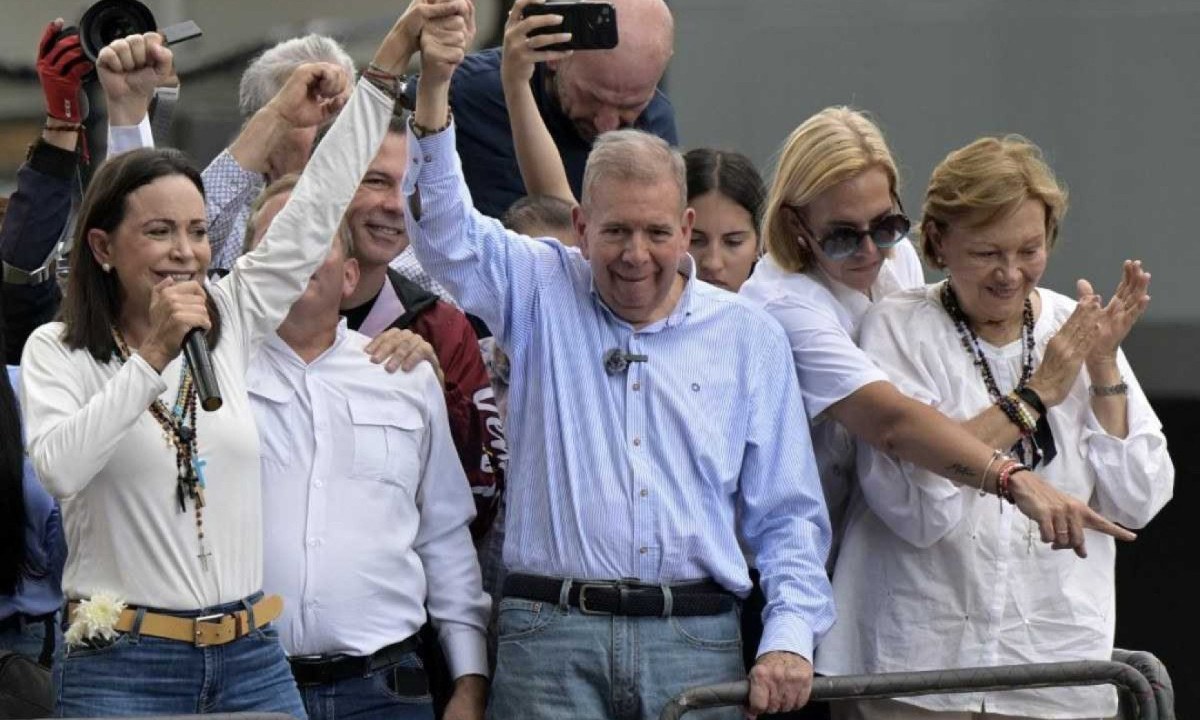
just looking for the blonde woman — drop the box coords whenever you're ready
[740,108,1133,558]
[819,136,1172,720]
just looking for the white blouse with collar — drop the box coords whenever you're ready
[816,282,1174,718]
[740,239,924,551]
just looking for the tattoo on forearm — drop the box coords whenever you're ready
[947,463,976,478]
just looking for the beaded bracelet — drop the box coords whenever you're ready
[997,395,1033,436]
[410,109,453,138]
[44,121,84,133]
[996,460,1029,506]
[1008,392,1038,435]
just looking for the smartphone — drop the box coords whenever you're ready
[523,2,618,51]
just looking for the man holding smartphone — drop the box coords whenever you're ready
[448,0,677,218]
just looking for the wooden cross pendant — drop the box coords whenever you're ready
[197,544,213,571]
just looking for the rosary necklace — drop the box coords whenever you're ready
[112,329,213,571]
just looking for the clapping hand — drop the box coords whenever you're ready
[1077,259,1151,367]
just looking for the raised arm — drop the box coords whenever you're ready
[406,3,571,346]
[224,0,466,349]
[501,0,577,208]
[96,30,173,156]
[1,20,93,361]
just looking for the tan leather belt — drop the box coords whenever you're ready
[68,594,283,647]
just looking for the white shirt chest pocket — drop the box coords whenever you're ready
[347,400,426,492]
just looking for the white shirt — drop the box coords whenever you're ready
[817,284,1174,718]
[18,80,393,611]
[739,240,924,554]
[249,323,489,678]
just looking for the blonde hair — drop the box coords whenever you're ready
[920,135,1068,269]
[763,107,900,273]
[244,173,351,257]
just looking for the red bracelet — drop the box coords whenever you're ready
[996,460,1028,506]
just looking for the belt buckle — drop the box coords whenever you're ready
[193,612,226,647]
[577,583,611,615]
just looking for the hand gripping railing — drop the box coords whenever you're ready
[659,660,1158,720]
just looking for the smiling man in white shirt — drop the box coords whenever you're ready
[243,172,489,720]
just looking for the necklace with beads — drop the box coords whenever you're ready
[940,281,1040,468]
[112,328,213,571]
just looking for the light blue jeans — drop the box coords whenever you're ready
[54,594,306,718]
[489,589,744,720]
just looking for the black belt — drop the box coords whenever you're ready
[288,634,421,687]
[503,573,736,617]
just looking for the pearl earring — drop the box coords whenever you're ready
[102,263,112,272]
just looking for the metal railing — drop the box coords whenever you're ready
[660,655,1171,720]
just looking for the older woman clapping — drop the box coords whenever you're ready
[818,135,1174,720]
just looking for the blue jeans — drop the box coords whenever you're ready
[489,590,745,720]
[55,594,306,718]
[298,650,434,720]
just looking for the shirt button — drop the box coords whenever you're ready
[639,547,648,555]
[640,488,648,498]
[307,538,319,547]
[314,480,324,488]
[632,437,641,447]
[632,382,641,391]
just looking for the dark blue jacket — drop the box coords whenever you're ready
[448,48,678,219]
[1,141,74,365]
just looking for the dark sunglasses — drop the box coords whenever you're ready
[788,205,911,261]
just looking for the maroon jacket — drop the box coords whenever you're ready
[355,270,506,541]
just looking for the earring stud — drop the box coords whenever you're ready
[101,263,112,272]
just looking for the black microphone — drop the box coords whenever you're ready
[183,328,222,411]
[603,348,649,376]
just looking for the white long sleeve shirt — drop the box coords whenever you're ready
[817,284,1174,718]
[250,323,489,678]
[740,241,925,558]
[18,80,393,611]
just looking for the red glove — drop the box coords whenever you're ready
[36,21,94,122]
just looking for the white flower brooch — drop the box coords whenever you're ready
[65,592,127,646]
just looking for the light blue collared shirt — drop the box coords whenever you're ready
[402,124,833,659]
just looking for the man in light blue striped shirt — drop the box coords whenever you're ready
[402,34,831,719]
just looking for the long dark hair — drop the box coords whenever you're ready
[59,148,222,362]
[0,321,27,595]
[684,148,767,237]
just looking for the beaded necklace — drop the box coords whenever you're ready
[940,281,1041,468]
[111,329,213,571]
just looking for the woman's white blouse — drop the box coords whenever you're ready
[740,240,924,548]
[816,283,1174,718]
[18,81,393,612]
